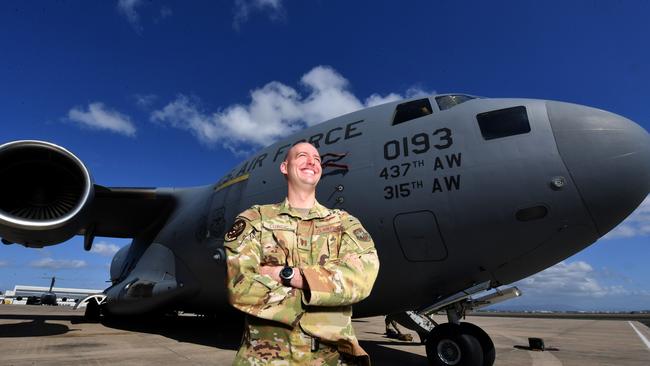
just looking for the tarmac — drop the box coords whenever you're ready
[0,304,649,365]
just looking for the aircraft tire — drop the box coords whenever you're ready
[425,323,483,366]
[459,322,496,366]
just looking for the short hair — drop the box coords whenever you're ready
[283,141,317,162]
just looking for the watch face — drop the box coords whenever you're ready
[280,267,294,280]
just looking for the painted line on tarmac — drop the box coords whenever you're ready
[628,321,650,350]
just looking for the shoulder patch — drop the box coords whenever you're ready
[225,219,246,241]
[353,227,371,242]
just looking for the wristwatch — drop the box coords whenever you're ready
[279,266,295,286]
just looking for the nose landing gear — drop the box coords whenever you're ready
[389,283,517,365]
[425,321,495,366]
[426,323,483,366]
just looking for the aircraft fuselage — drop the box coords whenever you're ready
[102,95,650,316]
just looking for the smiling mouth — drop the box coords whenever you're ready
[301,168,317,176]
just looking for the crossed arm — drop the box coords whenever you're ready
[224,216,379,325]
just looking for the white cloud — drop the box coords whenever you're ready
[366,87,430,107]
[117,1,171,31]
[0,260,8,267]
[30,258,87,269]
[90,242,121,257]
[68,102,137,137]
[364,92,404,107]
[515,261,638,298]
[151,65,433,153]
[604,196,650,239]
[134,94,157,109]
[117,0,145,33]
[233,0,285,30]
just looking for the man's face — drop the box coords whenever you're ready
[280,143,322,189]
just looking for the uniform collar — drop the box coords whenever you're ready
[279,197,331,220]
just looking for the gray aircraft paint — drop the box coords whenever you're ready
[1,94,648,318]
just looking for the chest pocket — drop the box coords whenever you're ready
[260,222,296,266]
[313,217,344,263]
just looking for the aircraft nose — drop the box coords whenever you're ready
[547,101,650,236]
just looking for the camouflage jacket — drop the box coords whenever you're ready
[224,198,380,358]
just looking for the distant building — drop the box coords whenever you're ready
[2,285,103,306]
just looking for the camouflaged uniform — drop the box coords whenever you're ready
[225,198,380,366]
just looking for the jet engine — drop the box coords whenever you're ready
[0,140,94,247]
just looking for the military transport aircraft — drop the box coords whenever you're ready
[1,94,648,365]
[24,276,58,306]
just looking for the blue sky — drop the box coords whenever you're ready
[0,1,648,310]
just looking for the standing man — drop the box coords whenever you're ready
[225,142,380,365]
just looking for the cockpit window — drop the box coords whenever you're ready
[477,106,530,140]
[435,95,475,111]
[392,98,433,125]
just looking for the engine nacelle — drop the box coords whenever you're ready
[0,140,94,247]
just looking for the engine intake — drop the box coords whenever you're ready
[0,140,94,247]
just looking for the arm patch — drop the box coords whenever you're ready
[353,227,371,242]
[225,218,247,241]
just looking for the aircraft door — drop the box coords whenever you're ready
[393,210,448,262]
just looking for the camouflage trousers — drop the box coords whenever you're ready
[233,317,359,366]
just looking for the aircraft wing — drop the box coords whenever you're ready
[82,185,176,239]
[0,140,178,247]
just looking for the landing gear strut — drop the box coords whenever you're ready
[391,282,516,366]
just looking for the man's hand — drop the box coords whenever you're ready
[259,266,282,282]
[259,265,305,289]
